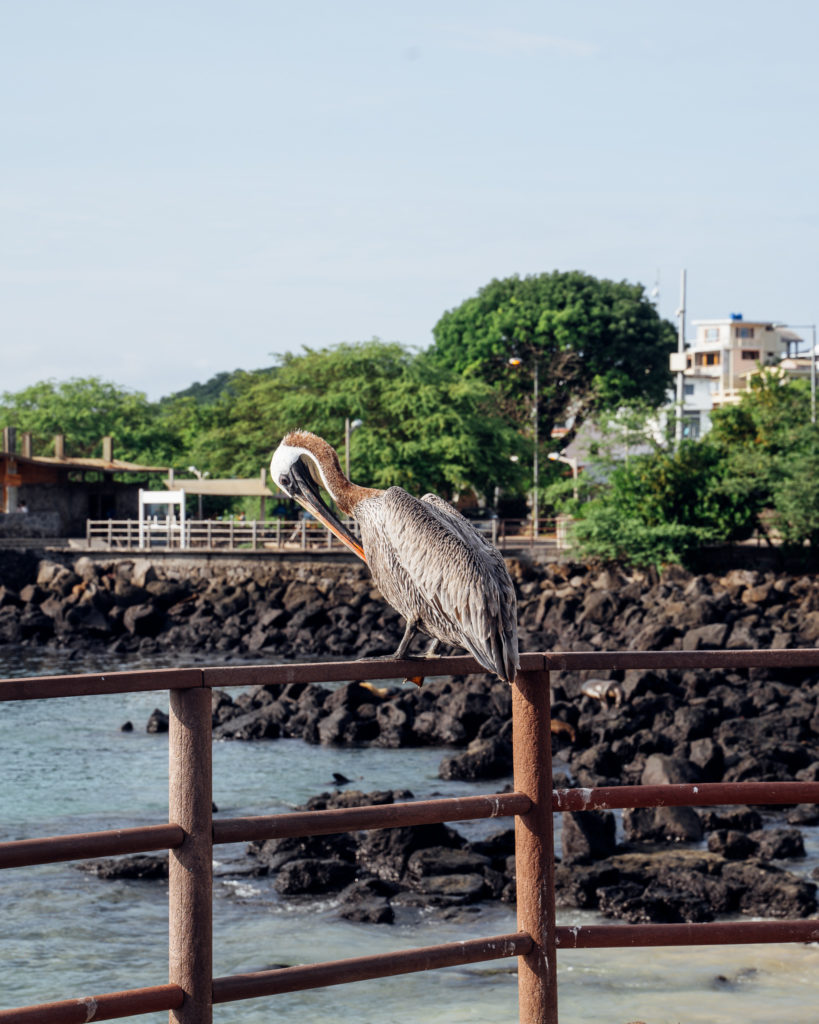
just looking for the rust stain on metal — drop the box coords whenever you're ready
[553,780,819,812]
[555,920,819,948]
[213,792,530,845]
[0,823,184,871]
[0,985,184,1023]
[212,933,531,1003]
[0,667,202,701]
[544,647,819,672]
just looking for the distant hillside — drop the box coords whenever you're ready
[159,367,274,406]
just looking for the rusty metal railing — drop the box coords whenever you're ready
[1,648,819,1023]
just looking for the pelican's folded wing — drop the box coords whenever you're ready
[379,488,519,682]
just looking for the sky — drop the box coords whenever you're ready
[2,1,817,401]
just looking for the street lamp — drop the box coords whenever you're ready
[548,451,579,501]
[508,355,540,538]
[344,418,363,479]
[187,465,209,520]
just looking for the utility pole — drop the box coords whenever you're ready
[674,269,687,447]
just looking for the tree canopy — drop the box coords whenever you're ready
[191,340,528,501]
[430,270,676,445]
[560,370,819,567]
[0,377,182,466]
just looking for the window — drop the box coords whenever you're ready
[742,349,760,361]
[703,352,720,366]
[704,328,720,341]
[684,384,695,396]
[736,326,755,339]
[682,415,701,439]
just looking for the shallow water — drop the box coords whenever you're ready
[1,646,818,1022]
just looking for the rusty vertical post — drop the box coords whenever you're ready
[169,685,213,1024]
[513,667,557,1024]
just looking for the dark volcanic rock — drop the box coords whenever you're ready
[123,602,165,637]
[750,828,806,861]
[722,861,817,918]
[561,810,617,864]
[699,807,763,833]
[338,878,396,923]
[146,708,169,733]
[79,854,168,880]
[357,823,463,884]
[438,735,513,781]
[707,829,759,860]
[274,858,357,895]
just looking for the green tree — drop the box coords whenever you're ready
[565,439,753,568]
[0,377,182,466]
[196,340,527,501]
[559,369,819,566]
[708,370,819,548]
[770,443,819,550]
[430,271,676,447]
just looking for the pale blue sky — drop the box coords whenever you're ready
[2,1,817,399]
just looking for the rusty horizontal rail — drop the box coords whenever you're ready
[0,667,202,701]
[553,780,819,812]
[4,780,815,874]
[3,647,818,701]
[214,791,531,844]
[544,648,819,671]
[555,919,819,948]
[201,652,545,689]
[0,984,183,1023]
[212,932,532,1003]
[204,647,819,687]
[0,823,183,870]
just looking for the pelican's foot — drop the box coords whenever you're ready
[403,675,425,688]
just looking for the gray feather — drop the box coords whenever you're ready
[354,488,520,682]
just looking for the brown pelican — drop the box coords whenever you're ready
[270,430,519,684]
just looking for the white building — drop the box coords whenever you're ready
[679,316,805,437]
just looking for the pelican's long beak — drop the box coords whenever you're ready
[288,458,367,562]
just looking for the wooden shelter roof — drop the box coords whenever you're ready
[163,477,277,497]
[1,452,167,474]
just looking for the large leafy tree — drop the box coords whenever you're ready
[195,340,527,501]
[430,270,676,446]
[0,377,183,465]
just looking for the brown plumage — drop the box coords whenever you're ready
[270,430,519,683]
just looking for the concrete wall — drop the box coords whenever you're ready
[0,511,61,538]
[15,482,142,536]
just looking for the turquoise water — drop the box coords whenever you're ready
[1,646,818,1023]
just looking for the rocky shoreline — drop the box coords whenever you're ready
[3,549,819,925]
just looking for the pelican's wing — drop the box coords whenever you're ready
[380,488,519,682]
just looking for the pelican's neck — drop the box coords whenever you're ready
[283,430,380,515]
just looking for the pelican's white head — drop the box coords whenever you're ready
[270,431,366,561]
